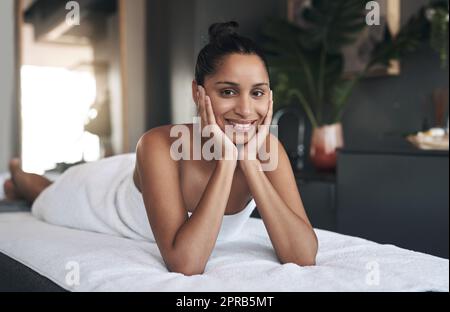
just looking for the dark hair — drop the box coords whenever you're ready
[195,21,269,86]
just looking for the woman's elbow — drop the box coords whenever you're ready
[281,255,316,267]
[167,261,206,276]
[296,256,316,267]
[299,235,319,266]
[173,266,205,276]
[280,243,318,267]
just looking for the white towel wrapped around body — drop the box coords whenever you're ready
[31,154,256,242]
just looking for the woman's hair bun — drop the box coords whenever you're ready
[208,21,239,44]
[195,20,269,86]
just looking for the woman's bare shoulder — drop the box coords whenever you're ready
[134,125,187,189]
[137,124,193,150]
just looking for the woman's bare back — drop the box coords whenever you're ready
[133,124,252,216]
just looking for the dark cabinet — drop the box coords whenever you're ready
[295,171,336,232]
[337,148,449,258]
[250,168,337,233]
[253,129,448,258]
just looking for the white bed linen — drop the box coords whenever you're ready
[0,212,448,292]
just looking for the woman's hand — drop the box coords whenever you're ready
[197,86,238,165]
[237,90,274,171]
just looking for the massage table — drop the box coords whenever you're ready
[0,174,448,292]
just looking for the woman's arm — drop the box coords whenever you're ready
[240,136,318,266]
[137,129,237,276]
[172,159,236,275]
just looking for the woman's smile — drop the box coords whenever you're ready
[224,118,258,132]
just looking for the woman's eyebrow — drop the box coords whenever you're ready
[215,81,269,87]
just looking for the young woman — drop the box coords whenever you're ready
[3,21,318,276]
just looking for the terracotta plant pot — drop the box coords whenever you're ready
[309,123,344,171]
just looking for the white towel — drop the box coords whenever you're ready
[30,154,256,242]
[0,213,448,292]
[31,154,144,239]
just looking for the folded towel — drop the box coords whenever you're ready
[0,213,448,292]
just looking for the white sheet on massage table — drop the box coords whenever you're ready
[0,212,448,292]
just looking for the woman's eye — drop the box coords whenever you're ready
[221,89,236,96]
[253,90,265,97]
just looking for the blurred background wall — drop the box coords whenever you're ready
[343,0,449,148]
[0,0,447,170]
[148,0,447,145]
[0,0,19,173]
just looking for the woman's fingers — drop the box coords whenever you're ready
[205,95,217,124]
[198,86,217,126]
[196,87,202,115]
[259,90,273,134]
[264,90,274,126]
[198,86,208,126]
[254,90,273,150]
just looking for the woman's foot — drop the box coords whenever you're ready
[3,179,23,201]
[3,158,25,201]
[4,158,53,204]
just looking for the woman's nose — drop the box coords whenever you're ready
[234,96,253,117]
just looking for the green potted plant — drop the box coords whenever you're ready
[262,0,449,170]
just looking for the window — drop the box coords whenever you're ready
[21,65,100,174]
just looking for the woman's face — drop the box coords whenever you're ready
[197,53,270,144]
